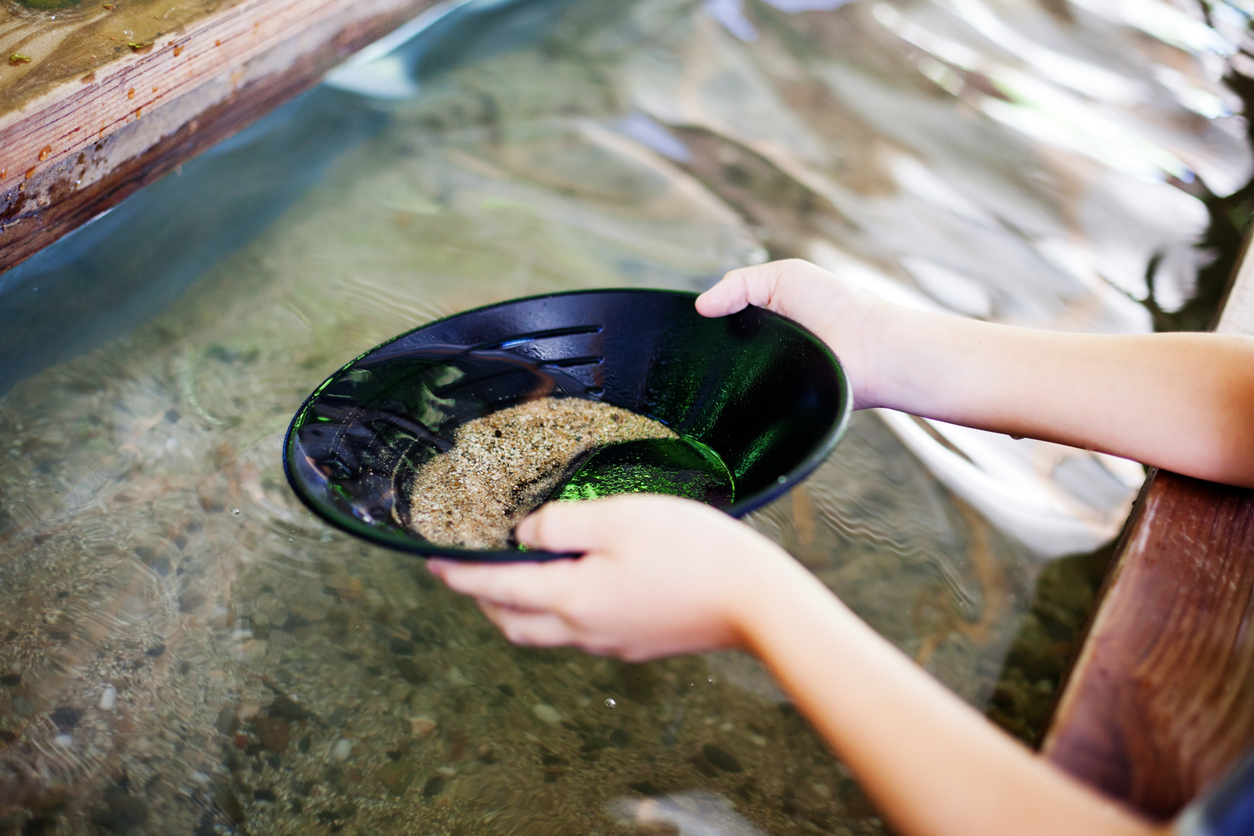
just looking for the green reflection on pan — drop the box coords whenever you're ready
[552,436,735,506]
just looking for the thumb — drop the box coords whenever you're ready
[515,500,613,554]
[695,270,756,318]
[517,494,732,555]
[696,259,821,320]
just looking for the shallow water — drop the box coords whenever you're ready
[0,0,1249,833]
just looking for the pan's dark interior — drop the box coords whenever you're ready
[285,290,849,558]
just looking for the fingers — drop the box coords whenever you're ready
[695,259,817,319]
[427,557,575,611]
[695,270,757,317]
[514,499,620,553]
[476,600,574,648]
[517,494,732,554]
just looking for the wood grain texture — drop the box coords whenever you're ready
[1042,471,1254,818]
[0,0,439,273]
[1,0,246,113]
[1042,259,1254,819]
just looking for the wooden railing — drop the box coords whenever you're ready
[0,0,441,273]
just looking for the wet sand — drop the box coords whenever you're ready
[406,398,675,549]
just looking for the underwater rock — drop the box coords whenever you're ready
[701,744,744,773]
[532,704,563,725]
[49,707,81,731]
[178,592,206,614]
[253,717,291,753]
[376,761,415,795]
[90,784,150,834]
[421,775,445,798]
[265,693,312,723]
[408,716,436,736]
[214,706,239,736]
[395,658,427,685]
[607,791,767,836]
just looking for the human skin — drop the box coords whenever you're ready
[428,496,1164,836]
[697,259,1254,488]
[427,257,1254,836]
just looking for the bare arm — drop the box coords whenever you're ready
[740,544,1162,836]
[700,260,1254,487]
[424,257,1245,835]
[429,496,1166,836]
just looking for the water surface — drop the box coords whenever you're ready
[0,0,1249,833]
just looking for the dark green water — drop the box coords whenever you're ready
[553,437,735,506]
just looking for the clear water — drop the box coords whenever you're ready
[0,0,1248,833]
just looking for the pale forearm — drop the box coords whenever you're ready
[701,261,1254,486]
[734,563,1160,836]
[860,306,1254,487]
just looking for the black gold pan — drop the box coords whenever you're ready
[282,288,851,561]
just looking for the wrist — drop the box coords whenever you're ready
[723,539,830,653]
[842,295,903,411]
[859,301,959,415]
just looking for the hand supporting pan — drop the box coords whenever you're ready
[283,288,852,561]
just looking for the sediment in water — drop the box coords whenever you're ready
[404,397,676,549]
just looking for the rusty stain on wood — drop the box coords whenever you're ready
[1043,250,1254,818]
[0,0,441,273]
[1,0,249,112]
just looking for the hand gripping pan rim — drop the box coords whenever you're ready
[282,288,852,562]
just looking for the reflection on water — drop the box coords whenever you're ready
[0,0,1248,832]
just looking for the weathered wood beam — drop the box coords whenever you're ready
[1041,253,1254,819]
[0,0,441,274]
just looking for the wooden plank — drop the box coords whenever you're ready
[0,0,442,274]
[1041,255,1254,819]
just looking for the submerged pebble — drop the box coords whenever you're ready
[532,704,563,725]
[254,716,291,752]
[701,744,744,773]
[408,716,436,736]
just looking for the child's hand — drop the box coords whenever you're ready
[426,495,797,662]
[698,259,886,409]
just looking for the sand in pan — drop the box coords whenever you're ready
[406,397,676,549]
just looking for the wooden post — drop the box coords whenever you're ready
[1042,252,1254,819]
